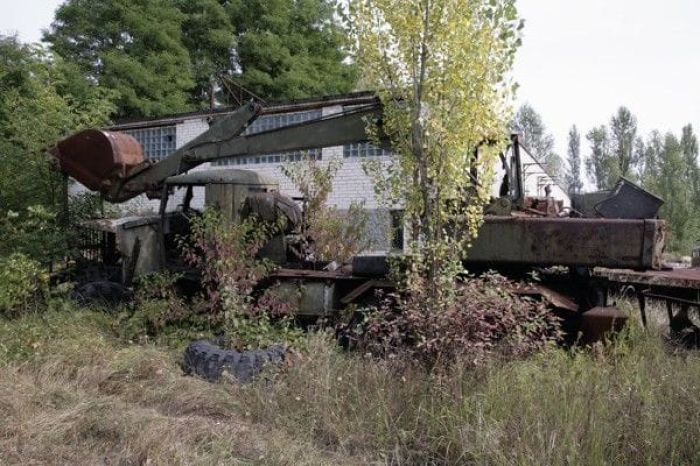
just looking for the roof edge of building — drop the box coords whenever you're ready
[109,90,378,130]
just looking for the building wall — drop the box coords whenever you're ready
[520,151,570,206]
[490,144,571,208]
[68,105,569,253]
[172,110,389,211]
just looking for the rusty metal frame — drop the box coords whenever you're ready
[468,217,666,270]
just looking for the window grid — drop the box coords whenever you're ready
[343,142,390,158]
[216,110,323,166]
[123,126,176,162]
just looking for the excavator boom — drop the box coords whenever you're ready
[50,99,383,203]
[48,93,667,272]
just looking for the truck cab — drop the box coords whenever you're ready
[76,168,301,285]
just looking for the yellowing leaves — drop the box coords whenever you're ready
[350,0,521,287]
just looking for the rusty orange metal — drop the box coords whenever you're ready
[49,130,145,193]
[580,306,628,344]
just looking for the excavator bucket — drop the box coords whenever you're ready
[49,129,145,194]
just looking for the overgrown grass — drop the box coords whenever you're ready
[243,326,700,465]
[0,308,362,465]
[2,304,700,465]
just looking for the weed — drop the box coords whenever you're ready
[3,304,700,465]
[242,327,700,465]
[347,273,562,370]
[0,310,360,465]
[0,253,48,317]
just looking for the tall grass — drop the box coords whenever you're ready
[0,309,363,465]
[244,326,700,465]
[2,306,700,465]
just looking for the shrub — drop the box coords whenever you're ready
[179,209,281,312]
[0,206,66,263]
[68,192,120,221]
[282,156,371,263]
[348,272,563,370]
[0,253,48,317]
[178,209,302,349]
[305,201,371,264]
[135,270,184,303]
[117,271,219,347]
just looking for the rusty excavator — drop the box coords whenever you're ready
[49,92,680,341]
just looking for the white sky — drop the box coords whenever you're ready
[514,0,700,158]
[1,0,699,161]
[0,0,62,43]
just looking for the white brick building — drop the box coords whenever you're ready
[70,92,569,251]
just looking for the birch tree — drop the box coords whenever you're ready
[350,0,521,292]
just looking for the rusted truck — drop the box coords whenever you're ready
[49,93,667,337]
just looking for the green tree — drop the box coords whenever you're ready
[639,130,662,188]
[0,35,113,211]
[610,106,640,180]
[585,125,614,190]
[513,104,562,181]
[226,0,357,101]
[44,0,194,118]
[656,134,696,252]
[566,125,583,195]
[680,124,700,206]
[0,35,114,261]
[351,0,521,291]
[176,0,235,108]
[640,129,699,253]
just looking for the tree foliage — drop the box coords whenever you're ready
[566,125,583,196]
[44,0,358,114]
[0,35,113,237]
[585,107,644,190]
[610,106,641,180]
[0,36,113,267]
[585,125,614,190]
[513,103,562,180]
[227,0,357,101]
[175,0,235,108]
[45,0,195,118]
[639,127,700,252]
[580,105,699,252]
[681,124,700,206]
[350,0,521,294]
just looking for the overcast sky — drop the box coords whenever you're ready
[1,0,699,160]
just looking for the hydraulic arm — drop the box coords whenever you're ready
[49,99,383,203]
[47,93,667,271]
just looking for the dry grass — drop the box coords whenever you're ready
[3,302,700,465]
[0,310,367,465]
[239,328,700,465]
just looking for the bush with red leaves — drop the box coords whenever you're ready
[349,273,563,370]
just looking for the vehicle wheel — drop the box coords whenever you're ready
[182,340,286,383]
[72,281,131,306]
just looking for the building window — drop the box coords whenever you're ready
[343,142,390,158]
[123,126,176,162]
[216,110,323,166]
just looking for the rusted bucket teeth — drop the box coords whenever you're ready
[48,129,145,194]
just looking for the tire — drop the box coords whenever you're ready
[72,281,131,306]
[182,340,286,383]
